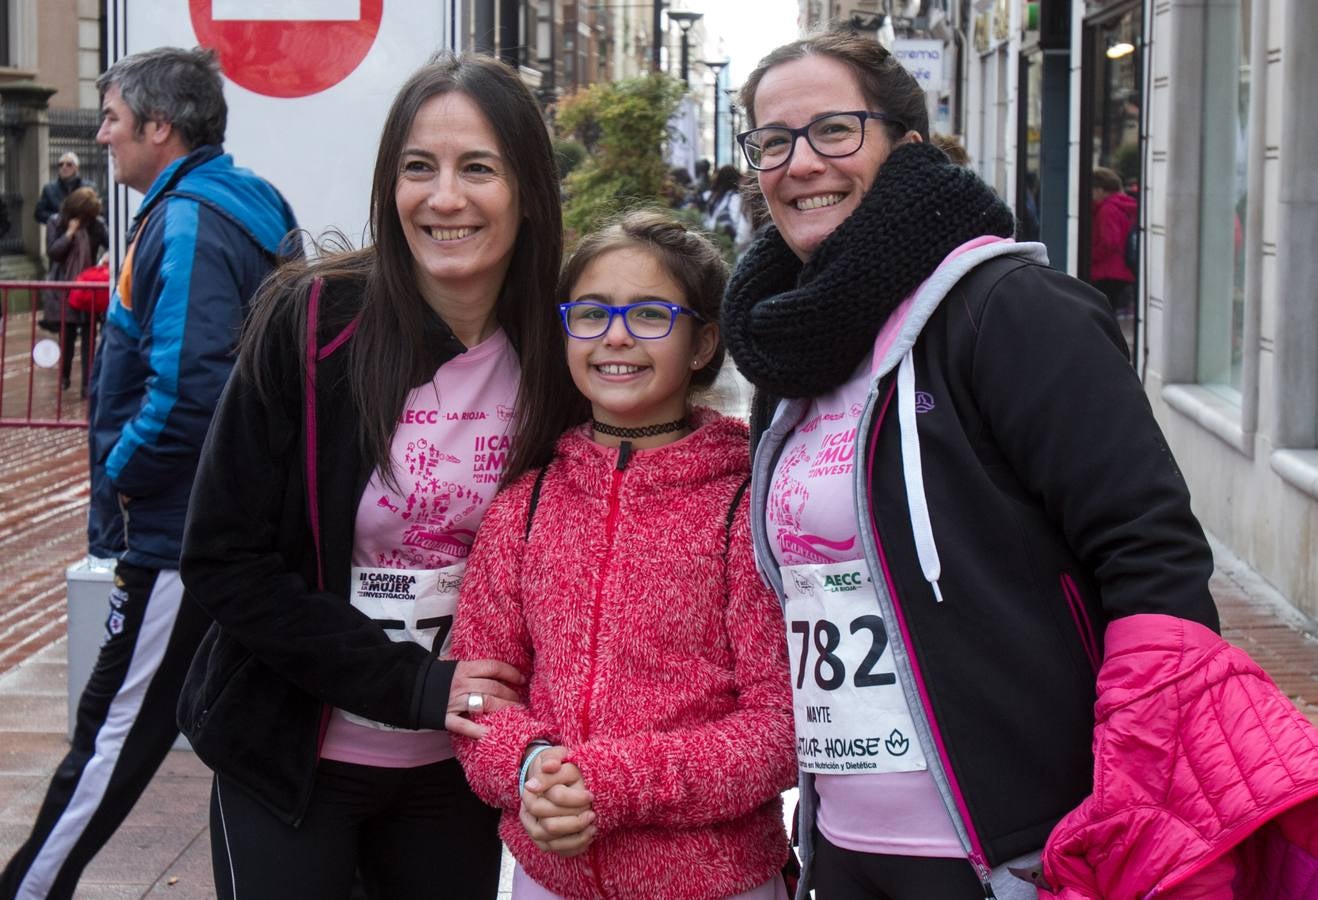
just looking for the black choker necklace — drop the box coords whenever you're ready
[592,418,688,439]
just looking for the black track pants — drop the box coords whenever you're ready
[812,830,986,900]
[211,758,502,900]
[1,562,211,900]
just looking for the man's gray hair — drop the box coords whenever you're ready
[96,47,227,150]
[59,152,80,166]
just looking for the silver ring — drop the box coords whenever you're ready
[467,692,485,715]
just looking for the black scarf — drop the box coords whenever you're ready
[721,141,1015,399]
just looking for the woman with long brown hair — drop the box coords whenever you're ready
[176,54,574,899]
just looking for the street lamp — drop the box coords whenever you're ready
[666,11,703,85]
[699,58,729,166]
[726,89,742,168]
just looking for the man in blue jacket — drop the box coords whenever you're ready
[1,47,299,900]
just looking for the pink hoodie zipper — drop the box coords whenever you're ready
[579,441,632,898]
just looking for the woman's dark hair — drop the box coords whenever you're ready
[558,208,727,391]
[60,186,102,223]
[240,53,568,486]
[740,25,929,143]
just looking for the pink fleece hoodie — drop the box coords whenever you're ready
[453,410,797,899]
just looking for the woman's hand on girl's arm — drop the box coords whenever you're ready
[444,658,525,739]
[449,473,561,800]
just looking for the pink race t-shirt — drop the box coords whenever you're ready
[770,236,1010,856]
[769,310,963,857]
[320,328,520,768]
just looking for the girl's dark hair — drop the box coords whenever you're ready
[558,208,727,390]
[740,25,929,143]
[240,53,569,487]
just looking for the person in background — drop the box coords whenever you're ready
[1017,170,1041,243]
[453,210,796,899]
[176,53,568,899]
[1088,165,1137,319]
[724,25,1317,900]
[704,164,754,256]
[1,47,299,900]
[667,165,698,210]
[694,157,713,210]
[42,186,109,393]
[35,152,87,226]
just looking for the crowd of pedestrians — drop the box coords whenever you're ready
[3,25,1318,900]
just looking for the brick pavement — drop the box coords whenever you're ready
[0,427,89,674]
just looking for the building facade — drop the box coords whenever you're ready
[950,0,1317,620]
[0,0,105,272]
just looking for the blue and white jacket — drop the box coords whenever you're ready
[87,145,298,569]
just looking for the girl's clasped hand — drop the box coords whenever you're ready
[519,747,596,858]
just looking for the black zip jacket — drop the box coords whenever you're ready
[177,277,467,825]
[751,254,1218,887]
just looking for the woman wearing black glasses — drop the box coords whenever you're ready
[450,210,797,899]
[720,25,1318,900]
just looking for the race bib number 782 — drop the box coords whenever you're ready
[782,561,928,774]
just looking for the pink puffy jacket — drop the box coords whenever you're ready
[1040,614,1318,899]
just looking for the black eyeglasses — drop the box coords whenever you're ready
[559,301,704,340]
[737,110,907,172]
[58,161,76,167]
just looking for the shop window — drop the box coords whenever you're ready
[1083,7,1141,355]
[1,4,9,68]
[1195,0,1251,400]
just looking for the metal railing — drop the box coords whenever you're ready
[0,279,108,428]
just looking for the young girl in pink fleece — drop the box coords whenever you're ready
[452,211,797,899]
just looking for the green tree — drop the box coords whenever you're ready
[553,138,588,182]
[555,74,688,242]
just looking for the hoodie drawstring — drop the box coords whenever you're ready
[897,350,945,603]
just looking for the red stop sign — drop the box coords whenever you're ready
[190,0,384,99]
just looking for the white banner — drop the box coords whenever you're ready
[110,0,459,256]
[893,39,945,94]
[212,0,359,20]
[666,95,700,178]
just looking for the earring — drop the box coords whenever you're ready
[691,359,700,368]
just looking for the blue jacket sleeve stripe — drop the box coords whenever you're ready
[106,294,141,338]
[105,199,197,484]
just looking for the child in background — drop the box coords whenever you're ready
[453,210,796,900]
